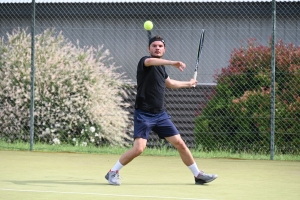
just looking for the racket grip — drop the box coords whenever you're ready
[147,31,152,40]
[192,72,197,87]
[193,71,197,80]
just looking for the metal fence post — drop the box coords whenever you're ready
[270,0,276,160]
[30,0,36,151]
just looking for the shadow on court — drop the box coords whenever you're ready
[3,179,102,186]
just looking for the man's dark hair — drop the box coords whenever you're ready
[149,35,165,47]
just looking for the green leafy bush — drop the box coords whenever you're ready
[0,28,132,146]
[194,39,300,154]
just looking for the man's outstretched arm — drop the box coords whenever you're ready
[144,58,186,72]
[165,77,197,89]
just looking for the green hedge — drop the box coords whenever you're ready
[194,39,300,154]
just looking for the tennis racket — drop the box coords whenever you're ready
[147,30,152,41]
[193,29,205,87]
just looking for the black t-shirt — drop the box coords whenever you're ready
[134,56,169,113]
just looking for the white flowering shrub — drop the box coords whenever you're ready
[0,28,132,146]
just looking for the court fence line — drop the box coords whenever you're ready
[0,0,299,157]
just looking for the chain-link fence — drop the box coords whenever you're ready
[0,0,299,156]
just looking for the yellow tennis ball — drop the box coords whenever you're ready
[144,21,153,31]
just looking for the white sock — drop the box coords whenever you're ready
[111,160,124,172]
[188,163,201,177]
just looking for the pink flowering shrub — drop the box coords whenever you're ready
[0,28,132,146]
[194,38,300,154]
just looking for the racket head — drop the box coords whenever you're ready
[193,29,205,87]
[195,29,205,71]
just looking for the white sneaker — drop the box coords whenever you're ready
[195,171,218,184]
[105,170,121,185]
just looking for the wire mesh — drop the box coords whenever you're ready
[0,1,299,155]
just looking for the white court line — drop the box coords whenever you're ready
[0,188,212,200]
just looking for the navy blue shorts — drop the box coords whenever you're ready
[134,109,179,139]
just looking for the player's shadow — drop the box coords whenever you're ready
[4,179,105,187]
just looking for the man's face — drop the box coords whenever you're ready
[148,41,165,58]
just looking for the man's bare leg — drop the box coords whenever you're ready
[119,138,147,165]
[105,138,147,185]
[165,134,194,166]
[166,134,218,184]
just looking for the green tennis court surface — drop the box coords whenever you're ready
[1,151,299,200]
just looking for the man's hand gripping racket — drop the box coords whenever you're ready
[193,29,205,87]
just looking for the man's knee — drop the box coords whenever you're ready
[168,136,188,150]
[133,138,147,155]
[133,145,145,155]
[175,140,188,150]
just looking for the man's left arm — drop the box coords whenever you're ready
[165,77,197,89]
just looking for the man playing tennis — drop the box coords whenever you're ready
[105,35,217,185]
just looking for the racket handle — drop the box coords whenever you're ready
[192,71,197,87]
[193,71,197,80]
[147,31,152,40]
